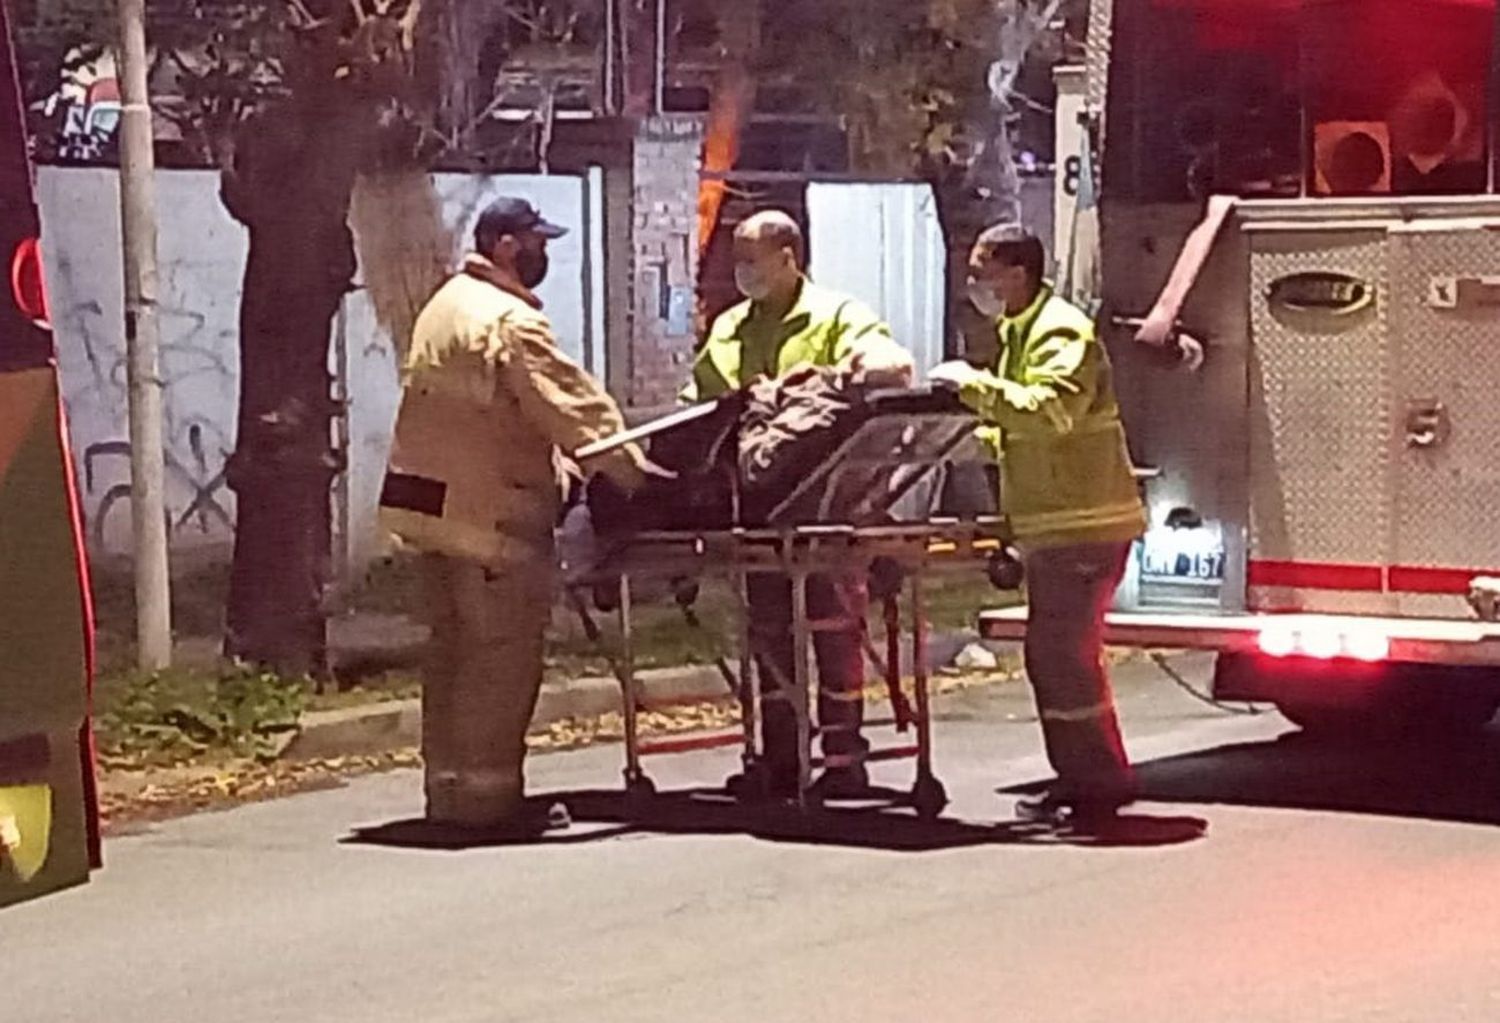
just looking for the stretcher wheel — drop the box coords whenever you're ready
[726,763,775,804]
[593,580,621,613]
[671,577,700,608]
[986,549,1025,592]
[624,773,657,815]
[910,774,948,819]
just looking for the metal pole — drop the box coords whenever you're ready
[737,569,758,773]
[911,574,933,776]
[116,0,171,670]
[604,0,618,115]
[653,0,667,115]
[790,567,813,807]
[619,575,643,786]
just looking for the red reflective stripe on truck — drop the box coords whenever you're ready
[1250,561,1499,595]
[1387,566,1482,595]
[1247,560,1384,591]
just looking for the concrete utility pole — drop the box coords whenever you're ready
[116,0,172,670]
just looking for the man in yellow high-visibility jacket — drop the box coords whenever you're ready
[689,210,913,799]
[934,223,1145,826]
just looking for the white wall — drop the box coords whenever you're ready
[38,167,598,572]
[806,182,948,376]
[41,168,245,558]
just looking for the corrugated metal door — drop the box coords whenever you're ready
[806,182,948,376]
[1388,221,1500,618]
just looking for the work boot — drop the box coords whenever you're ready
[484,800,573,838]
[724,760,799,802]
[1015,788,1132,830]
[427,798,571,838]
[811,762,872,800]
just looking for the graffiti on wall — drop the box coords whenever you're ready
[30,47,122,164]
[50,261,239,557]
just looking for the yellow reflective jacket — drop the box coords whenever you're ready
[684,278,909,401]
[959,286,1146,550]
[381,255,643,567]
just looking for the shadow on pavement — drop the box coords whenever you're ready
[1083,725,1500,827]
[343,788,1208,854]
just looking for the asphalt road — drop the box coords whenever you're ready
[8,652,1500,1022]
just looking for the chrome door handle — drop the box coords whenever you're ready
[1405,398,1451,449]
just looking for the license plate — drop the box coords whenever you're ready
[1141,535,1226,582]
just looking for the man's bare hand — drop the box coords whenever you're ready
[848,351,914,388]
[1128,316,1206,373]
[626,443,677,488]
[928,360,985,389]
[1132,311,1178,348]
[1175,333,1207,373]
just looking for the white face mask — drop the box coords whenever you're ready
[968,279,1005,319]
[735,264,774,302]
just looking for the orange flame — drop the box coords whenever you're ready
[697,67,755,261]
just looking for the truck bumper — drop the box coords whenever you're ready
[978,607,1500,668]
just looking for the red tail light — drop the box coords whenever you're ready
[10,236,49,326]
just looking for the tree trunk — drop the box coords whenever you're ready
[220,95,368,677]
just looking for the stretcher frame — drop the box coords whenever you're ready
[573,518,1008,817]
[572,387,1005,817]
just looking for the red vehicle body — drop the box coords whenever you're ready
[0,0,101,908]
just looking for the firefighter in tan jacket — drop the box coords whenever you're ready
[381,197,647,833]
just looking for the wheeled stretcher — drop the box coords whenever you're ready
[571,382,1014,817]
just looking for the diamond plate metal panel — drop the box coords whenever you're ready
[1389,225,1500,613]
[1397,593,1475,622]
[1248,232,1393,604]
[1249,588,1395,617]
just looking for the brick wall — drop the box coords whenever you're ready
[626,115,703,413]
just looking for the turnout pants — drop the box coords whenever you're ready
[419,553,553,827]
[1022,541,1137,802]
[748,573,870,773]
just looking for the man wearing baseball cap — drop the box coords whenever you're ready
[381,196,651,835]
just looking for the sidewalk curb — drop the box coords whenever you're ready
[283,665,734,761]
[284,631,994,761]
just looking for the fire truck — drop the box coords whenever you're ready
[0,0,100,907]
[982,0,1500,736]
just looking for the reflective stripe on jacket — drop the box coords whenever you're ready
[958,286,1145,549]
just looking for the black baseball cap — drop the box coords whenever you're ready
[474,197,569,251]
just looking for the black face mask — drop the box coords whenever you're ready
[516,249,549,289]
